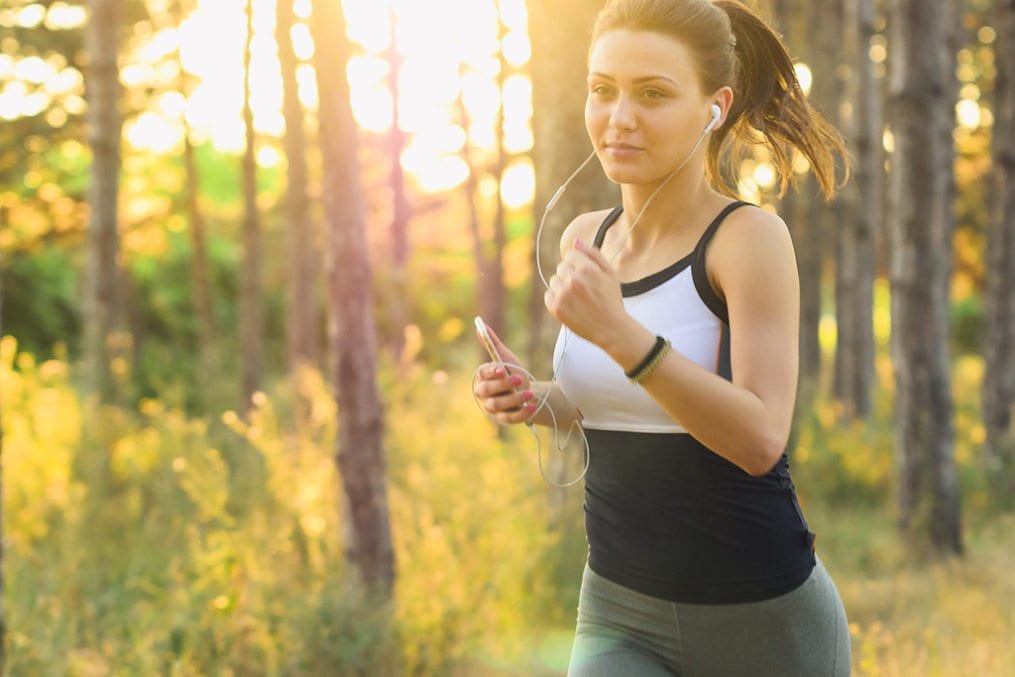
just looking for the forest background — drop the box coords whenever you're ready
[1,0,1013,674]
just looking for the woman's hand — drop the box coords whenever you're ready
[544,239,630,347]
[473,324,538,425]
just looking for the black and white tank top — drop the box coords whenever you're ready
[553,201,745,430]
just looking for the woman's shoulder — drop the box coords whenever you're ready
[711,203,792,258]
[707,204,796,292]
[559,208,618,257]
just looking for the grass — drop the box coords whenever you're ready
[4,333,1013,675]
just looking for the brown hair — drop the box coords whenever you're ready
[590,0,848,199]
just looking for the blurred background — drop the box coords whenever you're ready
[1,0,1013,674]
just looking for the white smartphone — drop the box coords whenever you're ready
[474,316,504,363]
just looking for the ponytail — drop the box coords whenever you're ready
[590,0,849,200]
[711,0,848,200]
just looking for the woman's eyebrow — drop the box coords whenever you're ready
[587,72,679,86]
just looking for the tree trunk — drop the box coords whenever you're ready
[182,124,216,383]
[386,6,411,360]
[312,0,395,593]
[887,0,962,554]
[174,1,217,401]
[0,209,5,669]
[774,0,823,395]
[278,0,320,386]
[835,0,879,418]
[457,76,491,365]
[84,0,123,403]
[484,0,509,337]
[983,0,1015,474]
[526,0,619,371]
[240,0,263,408]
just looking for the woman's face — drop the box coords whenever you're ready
[586,29,715,185]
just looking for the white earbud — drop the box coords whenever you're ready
[703,104,722,134]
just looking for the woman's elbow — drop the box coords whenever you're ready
[744,433,788,477]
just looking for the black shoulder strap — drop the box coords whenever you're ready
[691,201,753,325]
[592,207,624,249]
[692,201,753,255]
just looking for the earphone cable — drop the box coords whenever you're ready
[478,121,715,487]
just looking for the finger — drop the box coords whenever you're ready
[544,288,560,318]
[476,372,526,398]
[484,388,535,415]
[480,363,507,379]
[490,396,538,423]
[573,238,613,272]
[548,272,567,294]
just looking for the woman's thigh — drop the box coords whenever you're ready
[567,564,680,676]
[674,558,851,677]
[566,559,850,677]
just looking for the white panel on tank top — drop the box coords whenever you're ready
[553,266,722,433]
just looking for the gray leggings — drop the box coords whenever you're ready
[567,558,850,676]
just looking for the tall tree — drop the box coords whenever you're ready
[311,0,395,592]
[887,0,962,553]
[277,0,320,381]
[835,0,880,418]
[458,65,490,362]
[983,0,1015,476]
[465,5,511,345]
[385,6,411,359]
[484,0,510,337]
[240,0,263,407]
[526,0,619,369]
[84,0,124,402]
[173,0,217,402]
[0,210,5,669]
[804,1,842,391]
[772,0,824,395]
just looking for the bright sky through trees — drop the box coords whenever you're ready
[1,0,537,205]
[1,0,991,207]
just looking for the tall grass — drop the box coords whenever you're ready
[2,332,1012,675]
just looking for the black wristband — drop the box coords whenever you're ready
[625,335,668,380]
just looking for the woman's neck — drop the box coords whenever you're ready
[615,168,724,253]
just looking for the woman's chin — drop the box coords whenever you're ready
[601,166,656,186]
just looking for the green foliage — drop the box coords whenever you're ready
[0,336,570,675]
[4,327,1015,675]
[951,292,985,355]
[1,247,81,359]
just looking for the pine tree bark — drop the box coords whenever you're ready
[84,0,123,403]
[240,0,263,408]
[983,0,1015,472]
[311,0,395,592]
[887,0,962,554]
[278,0,319,380]
[835,0,879,418]
[526,0,619,370]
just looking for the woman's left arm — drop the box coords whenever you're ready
[546,209,799,476]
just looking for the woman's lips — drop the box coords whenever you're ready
[604,142,644,159]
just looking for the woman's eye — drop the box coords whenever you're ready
[642,89,665,99]
[591,84,612,96]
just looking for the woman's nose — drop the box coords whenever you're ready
[609,95,637,131]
